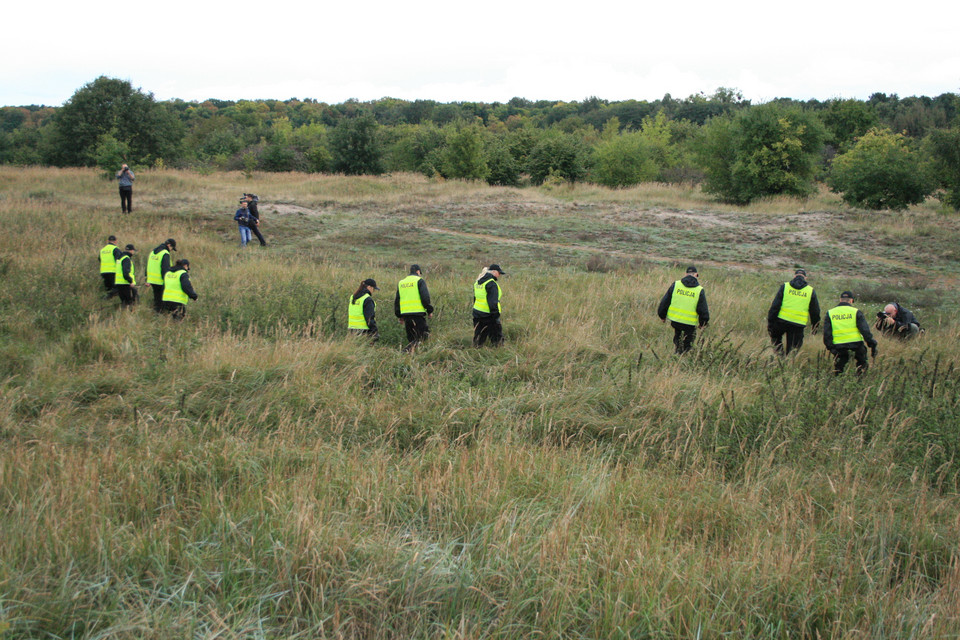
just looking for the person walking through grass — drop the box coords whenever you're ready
[114,244,139,308]
[348,278,380,341]
[823,291,878,376]
[116,164,134,213]
[767,267,821,355]
[145,238,177,313]
[99,235,122,298]
[244,193,268,247]
[161,259,198,320]
[395,264,433,352]
[473,264,505,347]
[234,199,253,248]
[658,265,709,354]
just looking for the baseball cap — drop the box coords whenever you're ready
[487,264,506,274]
[108,235,117,242]
[685,265,698,274]
[794,268,806,276]
[362,278,380,290]
[166,238,177,251]
[125,244,136,251]
[180,259,190,267]
[840,290,854,299]
[410,264,422,274]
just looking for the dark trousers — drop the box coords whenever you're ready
[832,344,868,375]
[101,272,116,293]
[117,285,137,307]
[151,284,164,312]
[671,321,697,354]
[473,316,503,347]
[769,319,805,355]
[162,301,186,320]
[119,186,132,213]
[401,315,429,352]
[250,222,267,246]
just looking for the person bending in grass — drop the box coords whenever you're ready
[161,259,198,320]
[823,290,878,376]
[658,265,709,354]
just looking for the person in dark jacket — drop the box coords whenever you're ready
[114,244,139,308]
[658,266,709,354]
[473,264,506,347]
[99,235,122,298]
[145,238,177,313]
[244,193,267,247]
[234,200,253,247]
[394,264,433,352]
[116,164,134,213]
[161,259,199,320]
[823,291,878,375]
[875,302,922,339]
[348,278,379,340]
[767,268,821,355]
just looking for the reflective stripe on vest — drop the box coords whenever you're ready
[777,283,813,325]
[162,270,188,304]
[146,248,169,285]
[828,305,863,345]
[348,293,373,330]
[473,278,502,314]
[115,255,135,285]
[100,244,117,273]
[666,280,702,326]
[397,275,426,314]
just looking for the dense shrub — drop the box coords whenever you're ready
[829,128,933,210]
[526,131,590,185]
[925,127,960,211]
[440,123,489,181]
[590,130,656,187]
[485,140,521,187]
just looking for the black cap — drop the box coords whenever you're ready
[125,244,136,251]
[685,265,698,274]
[794,268,806,276]
[487,264,506,274]
[180,259,190,268]
[362,278,379,290]
[410,264,422,274]
[108,235,117,242]
[166,238,177,251]
[840,290,854,299]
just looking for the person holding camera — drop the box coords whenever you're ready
[116,164,135,213]
[244,194,268,247]
[875,303,922,339]
[234,199,253,248]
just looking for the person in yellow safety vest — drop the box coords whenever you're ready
[161,259,198,320]
[823,290,878,376]
[99,235,122,298]
[473,264,505,347]
[114,244,139,308]
[767,267,821,355]
[657,265,710,354]
[146,238,177,313]
[348,278,380,341]
[394,264,433,352]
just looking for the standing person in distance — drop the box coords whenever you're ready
[234,199,253,248]
[767,267,821,355]
[823,291,878,376]
[116,164,135,214]
[473,264,505,347]
[657,265,710,354]
[114,244,139,308]
[394,264,434,352]
[348,278,380,341]
[244,194,267,247]
[161,259,199,320]
[145,238,177,313]
[99,235,122,298]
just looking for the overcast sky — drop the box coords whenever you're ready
[4,0,958,107]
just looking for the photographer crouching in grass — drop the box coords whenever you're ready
[875,302,923,340]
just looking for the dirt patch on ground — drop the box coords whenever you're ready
[264,203,326,217]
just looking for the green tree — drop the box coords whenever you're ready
[48,76,183,166]
[925,127,960,211]
[330,112,383,175]
[92,131,130,174]
[697,103,826,204]
[526,131,590,185]
[440,123,489,181]
[590,131,656,187]
[485,140,521,187]
[822,99,878,150]
[829,128,932,210]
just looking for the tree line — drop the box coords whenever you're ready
[2,76,959,210]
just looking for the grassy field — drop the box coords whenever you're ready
[1,166,959,638]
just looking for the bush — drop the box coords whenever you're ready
[330,112,383,175]
[829,128,933,211]
[527,131,590,185]
[485,140,521,187]
[925,127,960,211]
[590,131,656,187]
[440,122,488,181]
[697,103,826,204]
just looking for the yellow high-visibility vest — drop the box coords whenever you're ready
[777,283,813,325]
[146,248,169,285]
[162,270,188,304]
[99,244,117,274]
[397,275,426,314]
[828,305,863,345]
[473,278,502,314]
[348,293,374,330]
[115,255,135,286]
[666,280,702,326]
